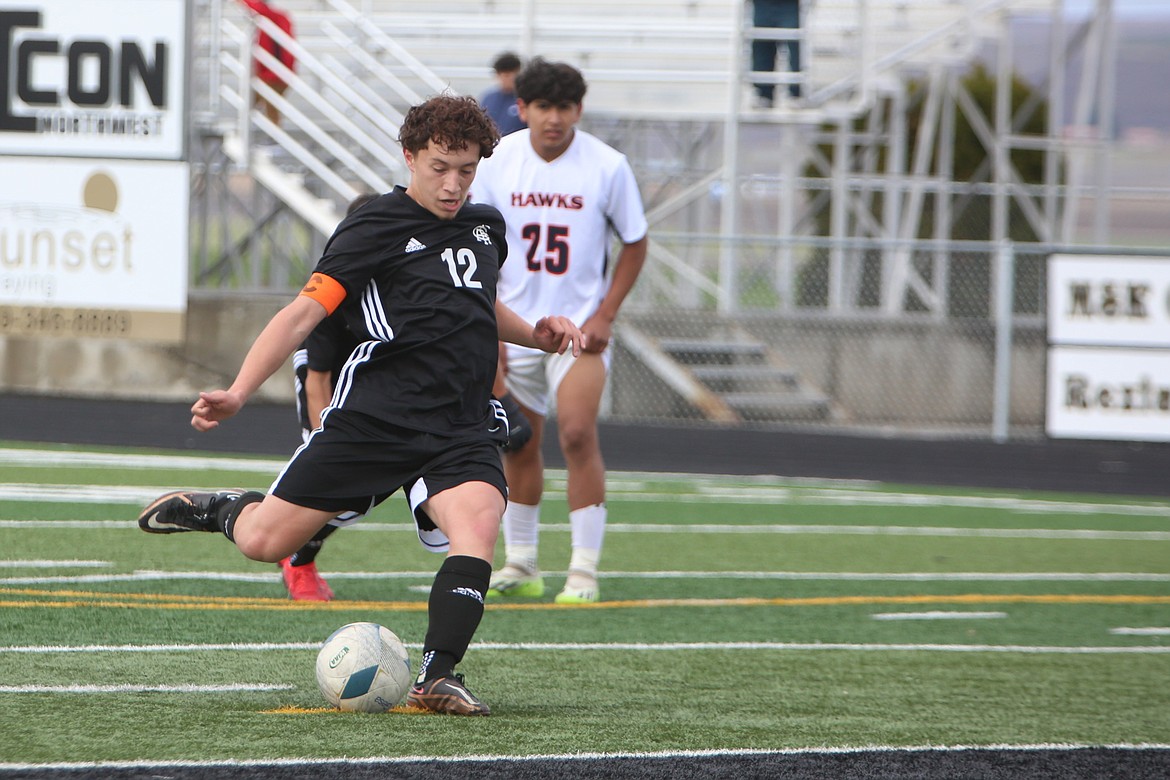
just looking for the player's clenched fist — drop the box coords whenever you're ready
[190,390,244,431]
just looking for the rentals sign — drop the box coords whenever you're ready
[1047,255,1170,442]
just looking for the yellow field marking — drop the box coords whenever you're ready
[1,586,1169,612]
[509,594,1170,609]
[0,586,428,612]
[262,704,428,715]
[263,705,334,714]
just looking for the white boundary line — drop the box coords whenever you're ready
[0,683,294,694]
[1,641,1167,654]
[0,642,322,653]
[0,449,287,473]
[1110,627,1170,635]
[3,518,1169,541]
[6,481,1170,518]
[1,743,1168,772]
[3,569,1169,585]
[871,611,1008,620]
[0,448,870,486]
[3,443,1169,516]
[0,560,109,568]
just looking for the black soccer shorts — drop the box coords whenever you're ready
[270,408,507,551]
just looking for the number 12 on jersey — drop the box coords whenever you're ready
[440,247,483,289]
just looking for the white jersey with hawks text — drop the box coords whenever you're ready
[472,128,647,341]
[312,186,509,435]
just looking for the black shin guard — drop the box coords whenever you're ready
[289,523,338,566]
[219,491,265,542]
[417,555,492,682]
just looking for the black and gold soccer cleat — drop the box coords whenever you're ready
[137,490,246,534]
[405,674,491,716]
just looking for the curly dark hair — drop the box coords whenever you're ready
[398,94,500,159]
[515,57,587,105]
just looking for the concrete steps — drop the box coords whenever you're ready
[654,337,832,422]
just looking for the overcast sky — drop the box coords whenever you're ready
[1063,0,1170,16]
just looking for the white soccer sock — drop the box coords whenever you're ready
[567,503,607,578]
[502,502,540,572]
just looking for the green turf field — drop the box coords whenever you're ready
[1,442,1168,765]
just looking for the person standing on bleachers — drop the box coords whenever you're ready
[478,52,527,136]
[751,0,801,107]
[238,0,296,126]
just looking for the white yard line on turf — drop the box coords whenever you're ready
[3,443,1169,516]
[0,683,293,694]
[0,560,109,568]
[1,745,1168,773]
[871,611,1008,620]
[0,448,286,473]
[3,516,1170,541]
[0,743,1167,774]
[1110,627,1170,635]
[2,570,1169,586]
[5,480,1170,517]
[0,448,875,488]
[1,641,1167,655]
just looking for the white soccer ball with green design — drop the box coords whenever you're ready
[315,622,412,712]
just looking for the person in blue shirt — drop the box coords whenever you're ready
[478,52,526,136]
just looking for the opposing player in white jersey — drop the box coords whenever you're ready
[472,58,648,604]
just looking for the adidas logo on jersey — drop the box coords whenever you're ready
[405,237,427,253]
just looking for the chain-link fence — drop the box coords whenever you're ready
[605,240,1050,439]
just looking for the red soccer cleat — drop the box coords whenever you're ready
[278,557,334,601]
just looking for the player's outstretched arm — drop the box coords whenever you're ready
[495,301,584,356]
[191,295,328,432]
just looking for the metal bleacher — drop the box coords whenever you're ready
[243,0,1054,121]
[192,0,1060,223]
[191,0,1093,425]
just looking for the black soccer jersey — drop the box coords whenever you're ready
[311,186,509,435]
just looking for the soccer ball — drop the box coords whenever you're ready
[315,622,412,712]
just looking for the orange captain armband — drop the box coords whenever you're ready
[298,272,347,315]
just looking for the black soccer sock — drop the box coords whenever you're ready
[417,555,491,682]
[218,491,265,542]
[289,523,338,566]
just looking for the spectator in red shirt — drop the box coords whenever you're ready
[238,0,296,126]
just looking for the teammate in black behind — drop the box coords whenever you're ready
[137,95,584,716]
[281,193,375,602]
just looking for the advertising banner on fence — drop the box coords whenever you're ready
[1047,254,1170,442]
[1046,347,1170,442]
[0,0,187,160]
[0,156,188,342]
[1048,254,1170,348]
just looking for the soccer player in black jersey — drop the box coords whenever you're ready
[137,95,584,716]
